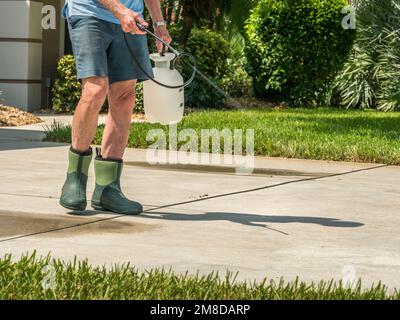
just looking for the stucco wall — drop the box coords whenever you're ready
[0,0,65,112]
[0,0,43,111]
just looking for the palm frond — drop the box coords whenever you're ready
[333,0,400,110]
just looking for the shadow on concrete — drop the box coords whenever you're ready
[141,211,364,229]
[0,128,67,151]
[67,209,364,229]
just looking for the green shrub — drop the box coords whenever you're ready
[221,64,253,97]
[183,28,231,107]
[333,0,400,111]
[135,82,144,113]
[167,23,252,101]
[221,33,253,98]
[52,55,81,113]
[245,0,355,106]
[51,55,144,114]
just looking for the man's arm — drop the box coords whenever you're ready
[144,0,164,25]
[144,0,172,52]
[99,0,148,34]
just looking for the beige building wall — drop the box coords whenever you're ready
[0,0,43,111]
[0,0,65,111]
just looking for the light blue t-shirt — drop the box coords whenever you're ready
[62,0,144,24]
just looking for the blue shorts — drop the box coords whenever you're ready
[67,15,154,84]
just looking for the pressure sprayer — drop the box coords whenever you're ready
[124,23,197,125]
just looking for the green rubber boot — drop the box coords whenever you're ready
[91,148,143,215]
[60,147,92,211]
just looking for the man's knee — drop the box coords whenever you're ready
[110,86,136,104]
[81,77,109,106]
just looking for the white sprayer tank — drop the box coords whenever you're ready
[143,53,184,125]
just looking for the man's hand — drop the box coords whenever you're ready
[154,25,172,53]
[119,9,148,34]
[99,0,148,34]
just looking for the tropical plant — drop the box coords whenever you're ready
[333,0,400,111]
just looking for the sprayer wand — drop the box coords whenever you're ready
[123,23,197,89]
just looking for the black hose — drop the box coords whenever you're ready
[124,23,197,89]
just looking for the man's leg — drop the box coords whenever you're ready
[91,79,143,215]
[72,77,109,152]
[60,76,109,211]
[100,79,137,159]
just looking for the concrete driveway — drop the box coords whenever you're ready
[0,120,399,289]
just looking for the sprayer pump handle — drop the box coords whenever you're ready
[136,22,147,32]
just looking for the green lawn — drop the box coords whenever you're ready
[44,108,400,165]
[0,253,398,300]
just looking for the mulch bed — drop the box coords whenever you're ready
[0,105,42,127]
